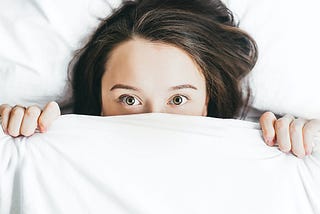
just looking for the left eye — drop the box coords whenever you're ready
[169,95,188,106]
[119,95,141,106]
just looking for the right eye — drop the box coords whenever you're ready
[118,95,141,106]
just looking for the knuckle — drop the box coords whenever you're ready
[25,106,41,117]
[289,123,300,135]
[259,111,274,122]
[302,126,312,136]
[302,121,315,135]
[47,101,61,115]
[284,114,295,120]
[1,106,12,116]
[48,101,58,109]
[303,122,320,133]
[10,107,24,117]
[275,119,287,131]
[264,111,275,117]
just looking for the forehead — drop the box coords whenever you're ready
[104,37,205,87]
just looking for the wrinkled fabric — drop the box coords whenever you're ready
[0,114,320,214]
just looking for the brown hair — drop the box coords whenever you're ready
[71,0,258,118]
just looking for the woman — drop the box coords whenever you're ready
[0,0,319,158]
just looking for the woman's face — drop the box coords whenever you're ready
[101,38,208,116]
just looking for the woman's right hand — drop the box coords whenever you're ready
[0,101,60,137]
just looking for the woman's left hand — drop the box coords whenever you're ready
[259,112,320,158]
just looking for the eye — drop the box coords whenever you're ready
[119,95,141,106]
[169,95,189,106]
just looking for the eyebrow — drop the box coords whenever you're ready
[169,84,198,91]
[110,84,198,91]
[110,84,141,92]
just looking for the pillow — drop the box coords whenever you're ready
[226,0,320,119]
[1,0,319,119]
[0,0,121,109]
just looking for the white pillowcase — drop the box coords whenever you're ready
[0,0,121,108]
[226,0,320,119]
[1,0,319,119]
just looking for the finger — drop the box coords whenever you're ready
[20,105,41,137]
[7,105,26,137]
[38,101,61,132]
[259,111,277,146]
[303,119,320,155]
[275,114,295,153]
[0,104,12,134]
[289,118,307,158]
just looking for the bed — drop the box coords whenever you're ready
[1,0,320,213]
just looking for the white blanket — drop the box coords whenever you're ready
[0,114,320,214]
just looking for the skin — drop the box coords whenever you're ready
[0,102,60,137]
[100,38,208,116]
[0,38,319,158]
[260,112,320,158]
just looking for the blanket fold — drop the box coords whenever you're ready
[0,114,319,214]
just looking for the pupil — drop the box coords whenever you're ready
[126,97,135,105]
[173,96,182,105]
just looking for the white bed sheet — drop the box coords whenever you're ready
[0,113,320,214]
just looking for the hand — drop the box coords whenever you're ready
[259,112,320,158]
[0,101,61,137]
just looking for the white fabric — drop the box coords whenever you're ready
[0,0,121,108]
[1,0,319,118]
[226,0,320,119]
[1,114,320,214]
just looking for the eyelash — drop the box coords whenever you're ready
[117,94,190,106]
[168,94,190,106]
[117,94,142,106]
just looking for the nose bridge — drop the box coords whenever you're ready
[145,102,164,113]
